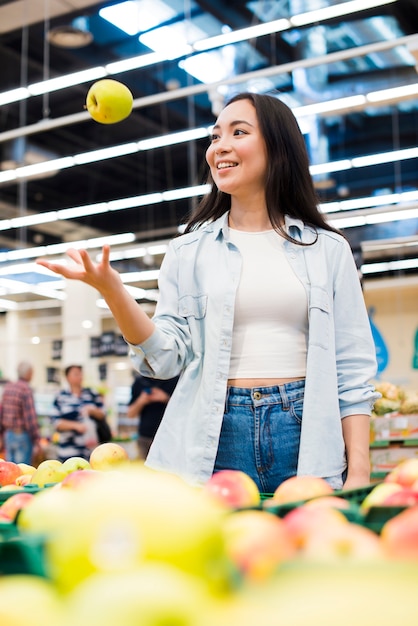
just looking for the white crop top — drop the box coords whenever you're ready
[228,228,308,378]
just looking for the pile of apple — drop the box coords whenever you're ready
[1,454,418,625]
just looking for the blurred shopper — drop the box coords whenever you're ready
[0,361,41,465]
[51,365,107,462]
[127,373,179,459]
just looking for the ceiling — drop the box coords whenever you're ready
[0,0,417,311]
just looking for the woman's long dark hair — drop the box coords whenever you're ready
[184,92,340,240]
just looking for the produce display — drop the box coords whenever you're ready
[1,444,418,624]
[373,381,418,416]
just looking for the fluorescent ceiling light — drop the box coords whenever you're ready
[294,95,367,117]
[193,19,291,52]
[74,143,138,165]
[290,0,397,27]
[0,87,29,106]
[352,147,418,167]
[100,0,177,37]
[28,68,106,96]
[105,51,170,74]
[367,82,418,102]
[139,23,195,59]
[362,257,418,274]
[310,160,352,176]
[137,127,210,150]
[0,233,135,263]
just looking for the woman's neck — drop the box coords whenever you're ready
[228,205,272,232]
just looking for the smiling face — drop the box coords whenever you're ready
[206,98,268,204]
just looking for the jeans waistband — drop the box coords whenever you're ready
[226,379,305,407]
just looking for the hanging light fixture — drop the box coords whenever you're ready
[47,17,93,49]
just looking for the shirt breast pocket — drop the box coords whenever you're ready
[309,287,330,349]
[178,294,207,353]
[178,294,207,319]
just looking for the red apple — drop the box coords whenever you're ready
[283,504,348,549]
[0,460,23,486]
[61,469,103,489]
[385,458,418,488]
[203,470,260,509]
[360,482,404,512]
[382,488,418,507]
[303,495,351,511]
[380,505,418,559]
[222,509,296,581]
[89,442,129,471]
[0,491,35,521]
[302,519,384,562]
[269,475,333,506]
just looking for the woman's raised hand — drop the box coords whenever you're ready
[36,245,121,296]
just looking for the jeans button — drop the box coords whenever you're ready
[253,391,262,400]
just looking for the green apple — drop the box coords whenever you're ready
[63,563,214,626]
[86,79,133,124]
[30,459,66,487]
[62,456,91,475]
[44,466,232,594]
[0,575,64,625]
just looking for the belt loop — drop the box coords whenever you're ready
[280,384,290,410]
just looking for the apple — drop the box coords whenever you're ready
[17,462,37,476]
[267,475,333,506]
[385,458,418,488]
[283,504,349,549]
[248,562,418,626]
[380,505,418,559]
[0,491,35,521]
[381,488,418,507]
[221,509,296,581]
[63,563,215,626]
[61,468,102,489]
[86,79,133,124]
[15,473,32,486]
[203,470,260,509]
[0,574,64,626]
[302,518,384,562]
[43,466,231,594]
[360,482,404,512]
[61,456,91,475]
[89,442,129,471]
[303,495,351,511]
[30,459,66,487]
[0,460,23,486]
[17,485,77,536]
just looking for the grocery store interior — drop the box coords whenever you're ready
[0,0,417,433]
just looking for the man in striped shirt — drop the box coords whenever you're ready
[0,361,41,465]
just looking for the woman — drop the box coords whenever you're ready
[37,92,379,491]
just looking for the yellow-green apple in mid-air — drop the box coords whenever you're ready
[86,79,133,124]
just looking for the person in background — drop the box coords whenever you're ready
[51,364,107,462]
[127,373,179,459]
[0,361,41,465]
[37,92,380,491]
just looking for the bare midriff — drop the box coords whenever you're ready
[227,377,305,388]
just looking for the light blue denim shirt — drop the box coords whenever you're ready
[129,212,379,487]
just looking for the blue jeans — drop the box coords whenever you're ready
[214,380,305,494]
[4,430,33,465]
